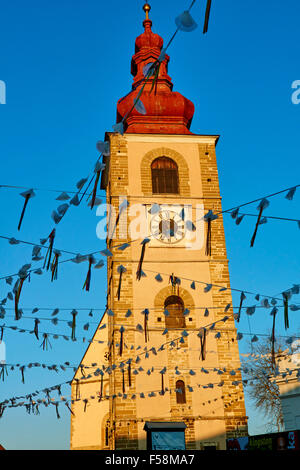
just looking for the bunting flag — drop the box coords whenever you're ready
[271,308,277,369]
[282,292,290,330]
[119,326,124,356]
[51,250,61,282]
[82,256,96,292]
[250,198,270,247]
[54,403,60,419]
[0,365,8,382]
[0,404,5,418]
[205,217,212,256]
[169,274,180,295]
[160,368,166,395]
[134,98,147,115]
[70,310,77,341]
[122,369,125,394]
[175,10,198,32]
[33,318,40,340]
[96,140,110,157]
[136,239,150,281]
[89,161,105,209]
[128,361,132,388]
[80,365,86,378]
[40,333,52,351]
[18,189,35,231]
[117,266,127,301]
[204,210,218,256]
[14,276,28,321]
[113,121,125,136]
[153,63,161,96]
[83,399,88,413]
[90,167,101,210]
[75,379,80,401]
[169,274,176,293]
[199,328,207,361]
[237,292,246,322]
[20,366,25,384]
[285,187,296,201]
[99,372,104,402]
[43,229,56,271]
[203,0,212,34]
[65,401,75,416]
[143,309,149,343]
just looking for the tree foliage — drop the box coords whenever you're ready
[242,337,284,432]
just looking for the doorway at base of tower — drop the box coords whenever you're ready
[144,421,187,450]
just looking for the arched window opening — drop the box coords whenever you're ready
[151,157,179,194]
[164,295,185,329]
[105,423,109,447]
[102,415,110,449]
[176,380,186,404]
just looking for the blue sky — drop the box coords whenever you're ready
[0,0,299,449]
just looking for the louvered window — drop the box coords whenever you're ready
[151,157,179,194]
[176,380,186,404]
[164,295,186,329]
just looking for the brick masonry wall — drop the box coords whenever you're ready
[107,133,139,450]
[198,143,248,436]
[99,135,248,450]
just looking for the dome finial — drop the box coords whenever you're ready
[143,2,151,20]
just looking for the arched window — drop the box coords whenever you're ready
[151,157,179,194]
[176,380,186,404]
[105,423,109,447]
[164,295,185,329]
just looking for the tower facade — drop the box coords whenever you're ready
[70,6,248,451]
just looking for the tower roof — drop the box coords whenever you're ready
[116,3,195,135]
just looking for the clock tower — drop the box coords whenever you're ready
[70,3,248,451]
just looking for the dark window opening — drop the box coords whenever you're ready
[151,157,179,194]
[105,425,109,447]
[176,380,186,404]
[164,295,186,329]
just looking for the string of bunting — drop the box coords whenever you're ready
[0,284,300,362]
[1,0,299,429]
[1,180,299,296]
[1,345,294,380]
[2,362,298,421]
[1,359,298,407]
[203,184,299,250]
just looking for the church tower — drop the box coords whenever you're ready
[70,3,248,451]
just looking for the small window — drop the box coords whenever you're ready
[151,157,179,194]
[105,425,109,446]
[176,380,186,404]
[102,416,110,449]
[164,295,186,329]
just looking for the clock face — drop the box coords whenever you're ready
[150,210,185,244]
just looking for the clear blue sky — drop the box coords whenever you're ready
[0,0,299,449]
